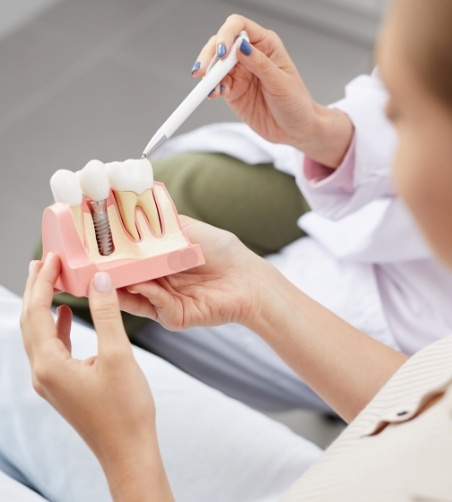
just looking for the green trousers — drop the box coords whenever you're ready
[37,153,310,334]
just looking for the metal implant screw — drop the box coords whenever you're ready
[89,200,114,256]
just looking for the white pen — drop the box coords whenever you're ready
[142,31,249,158]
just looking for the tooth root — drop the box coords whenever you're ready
[113,191,140,240]
[137,188,162,236]
[71,205,84,242]
[113,188,162,240]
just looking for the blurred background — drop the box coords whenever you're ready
[0,0,383,445]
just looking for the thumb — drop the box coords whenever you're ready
[88,272,131,356]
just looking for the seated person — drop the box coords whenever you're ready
[18,1,452,500]
[45,19,452,414]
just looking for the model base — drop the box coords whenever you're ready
[42,182,204,297]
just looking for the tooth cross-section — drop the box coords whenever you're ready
[106,159,161,240]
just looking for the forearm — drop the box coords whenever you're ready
[295,104,354,169]
[246,260,408,422]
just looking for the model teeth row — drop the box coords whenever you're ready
[50,158,161,241]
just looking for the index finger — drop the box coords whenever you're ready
[22,259,42,308]
[25,253,61,311]
[193,15,267,75]
[21,253,62,352]
[215,14,267,55]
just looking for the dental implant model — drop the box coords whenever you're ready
[78,160,114,256]
[41,157,204,296]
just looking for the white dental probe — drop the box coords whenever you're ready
[142,31,249,158]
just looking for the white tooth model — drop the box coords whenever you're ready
[106,158,161,240]
[77,159,110,201]
[42,157,204,297]
[50,169,84,240]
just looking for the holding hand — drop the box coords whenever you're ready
[193,14,353,167]
[21,253,173,501]
[117,215,408,423]
[118,216,266,331]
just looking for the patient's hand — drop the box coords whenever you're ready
[20,253,173,501]
[118,216,267,331]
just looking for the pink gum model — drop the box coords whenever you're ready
[41,181,204,297]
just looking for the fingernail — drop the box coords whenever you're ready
[191,61,201,74]
[220,84,226,93]
[240,38,252,56]
[44,252,55,267]
[94,272,113,292]
[208,88,216,97]
[217,43,226,58]
[28,260,37,275]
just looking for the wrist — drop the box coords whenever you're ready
[241,259,298,338]
[98,432,173,502]
[295,104,354,168]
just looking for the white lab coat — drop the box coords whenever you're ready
[152,70,452,356]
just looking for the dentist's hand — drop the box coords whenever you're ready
[118,216,267,331]
[21,254,173,501]
[194,14,353,167]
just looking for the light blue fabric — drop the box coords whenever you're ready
[133,321,332,413]
[0,469,46,502]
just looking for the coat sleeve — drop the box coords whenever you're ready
[297,69,398,218]
[295,69,434,263]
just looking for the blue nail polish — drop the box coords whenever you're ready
[191,61,201,73]
[220,84,226,93]
[240,38,252,56]
[217,43,226,58]
[208,88,216,97]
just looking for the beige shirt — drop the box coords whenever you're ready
[281,336,452,501]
